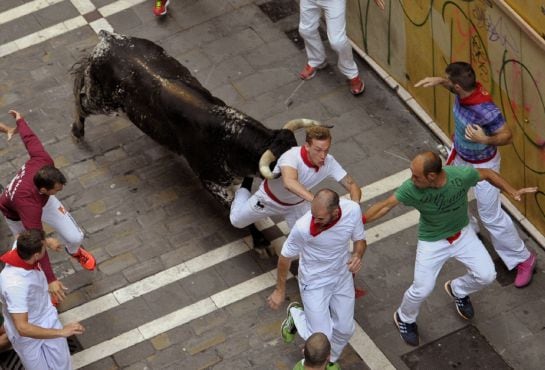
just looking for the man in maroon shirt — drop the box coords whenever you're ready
[0,110,96,303]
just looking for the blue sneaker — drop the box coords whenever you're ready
[393,311,419,346]
[444,280,474,320]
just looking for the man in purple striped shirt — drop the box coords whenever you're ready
[415,61,536,288]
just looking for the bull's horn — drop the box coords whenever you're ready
[259,149,276,179]
[282,118,334,131]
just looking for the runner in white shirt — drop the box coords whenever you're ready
[230,126,361,231]
[267,189,367,368]
[0,230,85,370]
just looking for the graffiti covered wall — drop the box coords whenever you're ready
[347,0,545,236]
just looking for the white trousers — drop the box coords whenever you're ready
[229,188,310,229]
[299,0,359,79]
[291,270,355,362]
[11,317,71,370]
[5,195,84,254]
[398,226,496,323]
[453,152,530,269]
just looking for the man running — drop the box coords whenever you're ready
[268,189,367,367]
[364,151,536,346]
[230,126,361,233]
[415,62,537,288]
[0,110,96,302]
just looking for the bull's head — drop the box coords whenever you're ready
[259,119,333,179]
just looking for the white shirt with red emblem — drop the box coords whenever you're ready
[260,146,347,205]
[281,198,365,288]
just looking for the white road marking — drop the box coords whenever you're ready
[71,273,278,369]
[351,325,395,370]
[0,16,88,58]
[0,0,64,26]
[61,168,411,323]
[96,0,146,18]
[69,209,417,368]
[69,0,95,15]
[62,168,414,368]
[89,18,114,34]
[59,238,251,323]
[0,0,139,59]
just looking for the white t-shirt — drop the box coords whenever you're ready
[259,146,347,204]
[281,198,365,288]
[0,264,57,342]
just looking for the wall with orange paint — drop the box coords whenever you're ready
[347,0,545,236]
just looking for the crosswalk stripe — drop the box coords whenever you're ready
[99,0,146,18]
[59,239,251,323]
[69,208,418,368]
[350,325,396,370]
[0,16,88,58]
[0,0,140,59]
[0,0,64,26]
[60,169,411,324]
[69,0,96,15]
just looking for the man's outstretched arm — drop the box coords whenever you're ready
[364,194,400,223]
[478,168,537,201]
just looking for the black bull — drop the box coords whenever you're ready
[72,31,322,249]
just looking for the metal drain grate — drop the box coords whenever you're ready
[0,335,83,370]
[259,0,299,23]
[401,325,512,369]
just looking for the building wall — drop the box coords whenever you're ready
[347,0,545,235]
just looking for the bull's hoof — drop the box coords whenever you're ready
[71,123,85,140]
[251,233,270,250]
[253,247,270,259]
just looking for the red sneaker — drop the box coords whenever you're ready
[153,0,170,16]
[514,251,536,288]
[299,62,327,80]
[71,247,96,271]
[349,75,365,95]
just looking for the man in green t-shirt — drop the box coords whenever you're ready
[364,151,536,347]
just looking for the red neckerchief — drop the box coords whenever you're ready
[310,207,342,237]
[459,82,493,106]
[0,249,40,270]
[300,146,319,172]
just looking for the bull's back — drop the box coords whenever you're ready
[81,31,227,154]
[92,31,224,110]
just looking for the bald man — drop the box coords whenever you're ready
[364,151,536,346]
[293,332,332,370]
[268,189,366,368]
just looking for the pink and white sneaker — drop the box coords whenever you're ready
[514,251,537,288]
